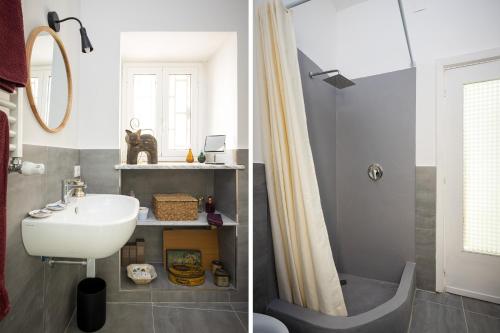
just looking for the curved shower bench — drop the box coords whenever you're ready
[266,262,415,333]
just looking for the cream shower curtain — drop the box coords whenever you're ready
[256,0,347,317]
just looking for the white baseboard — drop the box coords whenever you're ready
[446,286,500,304]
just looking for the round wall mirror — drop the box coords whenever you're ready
[26,26,72,133]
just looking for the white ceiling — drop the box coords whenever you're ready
[120,31,235,62]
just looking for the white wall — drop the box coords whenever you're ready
[258,0,500,166]
[206,34,238,150]
[335,0,500,165]
[254,0,338,162]
[21,0,81,148]
[78,0,248,150]
[335,0,409,79]
[290,0,337,72]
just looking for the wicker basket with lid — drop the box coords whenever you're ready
[152,193,198,221]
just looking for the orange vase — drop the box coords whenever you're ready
[186,148,194,163]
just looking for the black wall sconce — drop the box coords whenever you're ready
[47,11,93,53]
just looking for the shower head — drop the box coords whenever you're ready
[309,70,355,89]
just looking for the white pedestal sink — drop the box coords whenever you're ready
[22,194,139,271]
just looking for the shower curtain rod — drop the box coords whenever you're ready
[286,0,311,9]
[397,0,415,67]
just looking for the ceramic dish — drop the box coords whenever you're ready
[28,209,53,218]
[126,264,158,285]
[46,202,66,211]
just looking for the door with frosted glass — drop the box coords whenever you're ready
[443,58,500,303]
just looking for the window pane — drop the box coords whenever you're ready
[30,78,39,105]
[132,74,157,132]
[167,74,191,150]
[45,76,52,123]
[463,79,500,256]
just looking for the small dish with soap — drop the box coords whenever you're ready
[46,201,66,211]
[28,209,53,218]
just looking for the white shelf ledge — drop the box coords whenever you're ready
[115,162,244,170]
[137,211,237,227]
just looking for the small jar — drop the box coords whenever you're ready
[197,196,205,213]
[214,268,230,287]
[205,196,215,213]
[211,260,223,274]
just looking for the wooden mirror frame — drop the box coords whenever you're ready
[26,26,73,133]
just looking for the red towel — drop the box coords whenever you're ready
[0,0,27,93]
[0,111,10,320]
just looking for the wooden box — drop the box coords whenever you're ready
[153,193,198,221]
[162,229,219,271]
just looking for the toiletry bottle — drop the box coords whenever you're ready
[205,196,215,213]
[197,151,206,163]
[186,148,194,163]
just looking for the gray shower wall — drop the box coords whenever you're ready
[297,50,340,264]
[335,68,416,283]
[298,51,416,283]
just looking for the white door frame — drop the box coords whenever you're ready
[435,47,500,292]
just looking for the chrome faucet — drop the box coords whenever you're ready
[61,179,87,204]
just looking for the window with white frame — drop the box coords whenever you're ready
[122,64,199,161]
[30,66,52,123]
[463,78,500,256]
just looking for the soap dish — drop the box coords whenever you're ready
[46,202,66,211]
[127,264,157,285]
[28,209,52,218]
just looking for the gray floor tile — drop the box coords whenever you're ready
[153,305,245,333]
[462,297,500,318]
[235,311,248,331]
[410,300,466,333]
[66,303,153,333]
[231,302,249,312]
[414,289,462,308]
[153,302,233,311]
[466,311,500,333]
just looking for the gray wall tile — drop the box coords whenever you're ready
[219,226,237,287]
[416,167,436,229]
[253,163,278,313]
[43,263,83,333]
[415,166,436,291]
[80,149,120,194]
[236,149,248,226]
[121,169,214,208]
[1,145,81,333]
[0,270,44,333]
[128,226,164,263]
[46,147,79,202]
[214,170,237,220]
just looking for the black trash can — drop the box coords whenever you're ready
[77,277,106,332]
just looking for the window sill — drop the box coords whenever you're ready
[114,162,245,170]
